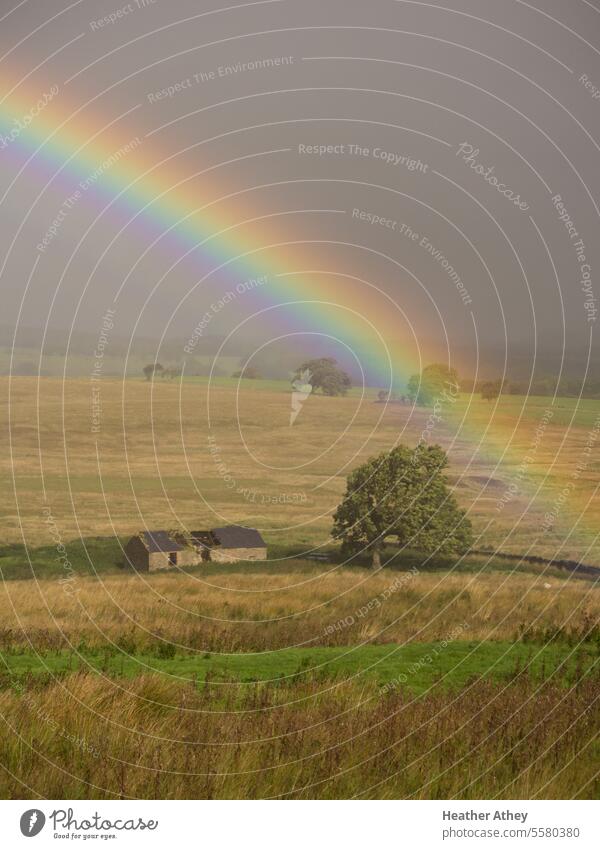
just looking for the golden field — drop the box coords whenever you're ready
[1,376,599,563]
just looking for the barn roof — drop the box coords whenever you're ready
[140,530,183,553]
[211,525,266,549]
[189,530,216,549]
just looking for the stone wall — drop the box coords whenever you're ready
[147,549,201,571]
[148,551,174,572]
[176,548,202,567]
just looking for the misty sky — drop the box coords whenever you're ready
[0,0,599,380]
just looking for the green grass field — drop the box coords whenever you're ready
[2,641,596,694]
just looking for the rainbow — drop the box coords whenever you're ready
[3,77,594,556]
[0,78,430,390]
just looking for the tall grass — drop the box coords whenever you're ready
[0,672,597,799]
[0,569,597,652]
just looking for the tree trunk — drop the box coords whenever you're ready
[371,547,382,569]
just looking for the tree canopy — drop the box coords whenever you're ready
[143,363,184,380]
[332,444,473,568]
[294,357,352,396]
[142,362,163,381]
[407,363,459,406]
[232,366,262,379]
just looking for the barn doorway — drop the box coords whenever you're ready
[169,552,177,566]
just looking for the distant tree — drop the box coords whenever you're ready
[295,357,351,396]
[162,366,182,380]
[332,444,472,569]
[407,363,460,406]
[143,363,163,381]
[377,390,389,403]
[232,365,262,379]
[480,379,503,401]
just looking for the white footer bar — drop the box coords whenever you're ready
[1,800,597,848]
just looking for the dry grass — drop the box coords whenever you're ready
[0,567,597,652]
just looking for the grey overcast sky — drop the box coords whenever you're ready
[0,0,599,380]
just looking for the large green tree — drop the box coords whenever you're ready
[294,357,352,396]
[407,363,459,406]
[332,444,473,568]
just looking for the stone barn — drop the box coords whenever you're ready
[187,530,216,562]
[124,530,199,572]
[190,525,267,563]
